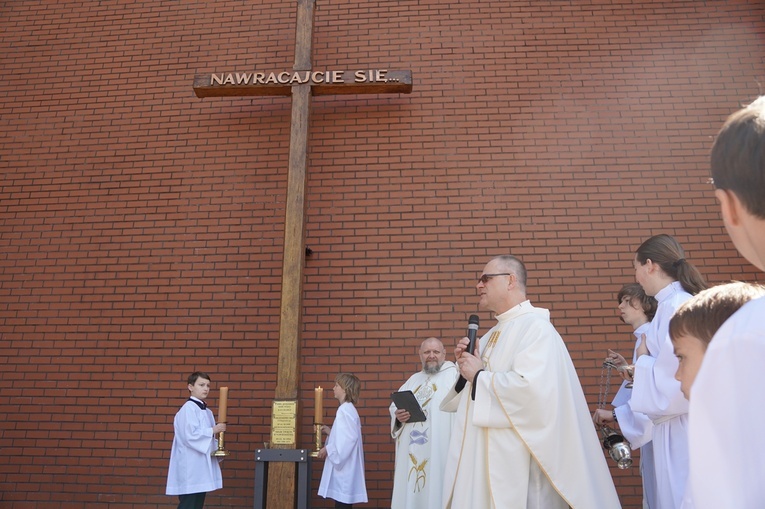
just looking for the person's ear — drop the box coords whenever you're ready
[715,188,742,227]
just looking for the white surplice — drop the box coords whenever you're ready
[389,361,458,509]
[686,296,765,509]
[440,301,621,509]
[612,322,656,509]
[319,401,368,505]
[166,398,223,496]
[630,281,691,509]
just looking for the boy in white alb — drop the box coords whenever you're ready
[593,283,657,509]
[686,96,765,509]
[166,372,226,509]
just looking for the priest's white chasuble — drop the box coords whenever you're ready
[389,361,458,509]
[440,301,621,509]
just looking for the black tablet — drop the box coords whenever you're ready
[391,390,427,423]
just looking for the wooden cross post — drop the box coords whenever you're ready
[193,1,411,507]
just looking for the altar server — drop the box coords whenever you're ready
[166,371,226,509]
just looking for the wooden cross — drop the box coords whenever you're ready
[193,1,411,506]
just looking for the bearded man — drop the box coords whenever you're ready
[389,337,457,509]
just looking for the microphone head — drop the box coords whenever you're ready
[468,314,479,329]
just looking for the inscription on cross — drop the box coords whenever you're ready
[192,0,412,507]
[194,68,412,97]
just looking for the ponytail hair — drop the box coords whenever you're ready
[636,234,708,295]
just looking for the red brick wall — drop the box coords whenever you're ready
[1,0,763,507]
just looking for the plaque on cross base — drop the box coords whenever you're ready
[270,400,298,446]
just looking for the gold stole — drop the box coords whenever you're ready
[481,330,501,370]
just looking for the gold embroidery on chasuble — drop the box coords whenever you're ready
[481,329,502,508]
[481,330,501,370]
[408,452,428,493]
[414,380,436,410]
[405,378,438,493]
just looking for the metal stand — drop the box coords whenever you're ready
[254,449,312,509]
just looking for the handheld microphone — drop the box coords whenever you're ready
[466,314,480,356]
[454,315,478,393]
[455,314,481,393]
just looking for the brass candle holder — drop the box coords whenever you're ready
[309,423,322,458]
[212,386,230,458]
[212,429,230,458]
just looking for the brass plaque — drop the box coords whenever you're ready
[270,400,297,445]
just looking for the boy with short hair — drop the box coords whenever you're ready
[166,371,227,509]
[669,282,765,400]
[686,95,765,508]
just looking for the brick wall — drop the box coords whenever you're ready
[1,0,763,507]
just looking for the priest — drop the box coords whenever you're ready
[389,337,458,509]
[440,255,621,509]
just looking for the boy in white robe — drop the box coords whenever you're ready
[441,255,621,509]
[593,283,657,509]
[166,371,226,509]
[686,95,765,509]
[669,282,765,400]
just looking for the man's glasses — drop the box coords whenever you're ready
[478,273,513,284]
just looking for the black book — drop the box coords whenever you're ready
[390,390,427,423]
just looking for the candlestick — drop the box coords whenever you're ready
[218,386,229,423]
[314,386,323,424]
[310,423,322,458]
[211,386,230,458]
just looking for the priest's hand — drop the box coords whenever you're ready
[317,446,327,460]
[321,425,331,435]
[593,408,616,426]
[213,423,227,433]
[456,337,483,381]
[395,408,411,424]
